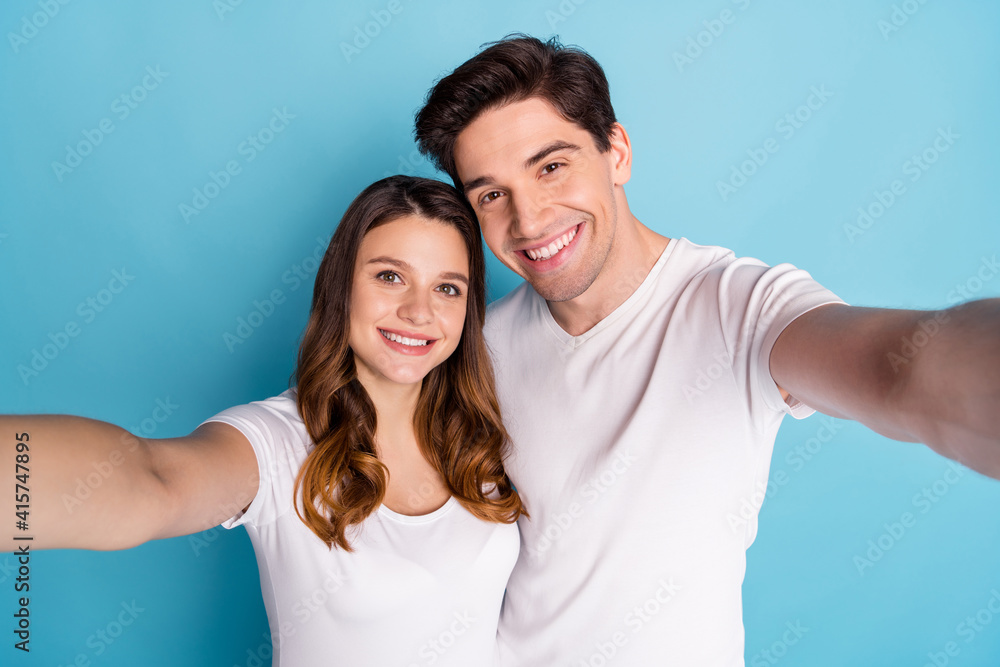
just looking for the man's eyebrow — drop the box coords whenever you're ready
[367,257,469,286]
[461,141,583,193]
[462,175,494,193]
[524,141,582,169]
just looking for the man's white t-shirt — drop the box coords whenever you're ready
[204,390,519,667]
[486,238,844,666]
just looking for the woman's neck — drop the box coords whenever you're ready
[354,366,449,515]
[356,368,422,452]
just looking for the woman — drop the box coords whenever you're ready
[2,176,526,665]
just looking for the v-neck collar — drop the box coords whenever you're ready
[537,237,679,349]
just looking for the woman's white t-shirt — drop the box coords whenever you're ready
[204,390,519,667]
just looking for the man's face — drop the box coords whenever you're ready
[453,97,627,303]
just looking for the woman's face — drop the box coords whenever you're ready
[349,214,470,388]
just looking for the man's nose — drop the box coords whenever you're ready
[511,190,556,241]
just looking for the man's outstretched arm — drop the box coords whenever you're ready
[770,299,1000,479]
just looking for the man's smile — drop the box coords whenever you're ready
[516,222,584,271]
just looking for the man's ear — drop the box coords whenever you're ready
[607,122,632,187]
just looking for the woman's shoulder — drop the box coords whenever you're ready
[211,386,300,422]
[256,387,301,419]
[202,387,310,455]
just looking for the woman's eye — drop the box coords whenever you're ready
[437,284,462,297]
[377,271,401,283]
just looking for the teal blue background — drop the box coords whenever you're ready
[2,1,999,665]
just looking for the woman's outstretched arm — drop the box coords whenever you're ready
[0,416,258,551]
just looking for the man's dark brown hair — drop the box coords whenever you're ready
[414,34,618,190]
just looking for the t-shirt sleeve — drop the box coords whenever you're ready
[199,389,308,529]
[715,258,845,429]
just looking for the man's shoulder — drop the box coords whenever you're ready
[665,237,775,289]
[667,237,740,275]
[483,281,541,353]
[486,281,535,323]
[479,239,779,333]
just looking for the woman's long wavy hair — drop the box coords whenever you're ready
[293,175,525,550]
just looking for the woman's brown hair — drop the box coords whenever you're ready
[293,175,524,550]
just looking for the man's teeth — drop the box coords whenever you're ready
[525,227,577,261]
[381,330,429,347]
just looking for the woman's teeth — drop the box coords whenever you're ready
[380,330,429,347]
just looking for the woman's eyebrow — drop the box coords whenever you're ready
[439,271,469,286]
[366,256,411,270]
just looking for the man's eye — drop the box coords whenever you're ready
[377,271,401,283]
[437,284,462,297]
[542,163,562,174]
[480,191,502,206]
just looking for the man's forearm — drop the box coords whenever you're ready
[895,298,1000,477]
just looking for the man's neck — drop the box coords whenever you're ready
[547,216,670,337]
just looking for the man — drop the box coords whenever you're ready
[414,35,1000,665]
